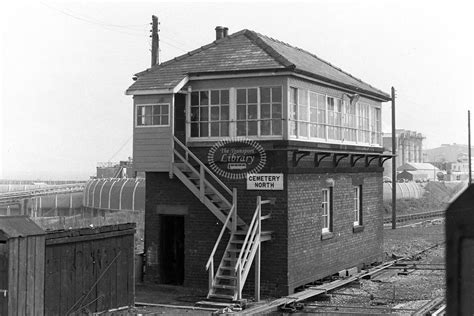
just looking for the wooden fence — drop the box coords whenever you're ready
[44,223,135,315]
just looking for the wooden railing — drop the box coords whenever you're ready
[235,196,270,301]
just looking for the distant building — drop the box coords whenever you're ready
[96,158,134,178]
[383,129,424,178]
[424,143,474,163]
[447,157,474,181]
[397,162,439,181]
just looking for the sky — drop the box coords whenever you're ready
[1,0,473,180]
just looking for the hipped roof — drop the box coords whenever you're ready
[126,29,390,101]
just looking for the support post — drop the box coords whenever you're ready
[391,87,397,229]
[255,196,261,302]
[209,260,214,293]
[469,110,472,185]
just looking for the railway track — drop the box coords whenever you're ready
[383,209,445,224]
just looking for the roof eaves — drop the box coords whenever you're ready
[293,68,391,101]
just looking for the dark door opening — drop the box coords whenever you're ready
[160,215,184,285]
[174,93,186,143]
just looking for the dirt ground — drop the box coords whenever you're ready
[303,219,446,315]
[105,218,445,315]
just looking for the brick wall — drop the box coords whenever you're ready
[287,171,383,292]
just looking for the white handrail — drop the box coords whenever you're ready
[174,136,232,196]
[206,205,235,270]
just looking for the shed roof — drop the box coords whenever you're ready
[126,29,390,100]
[0,216,45,240]
[398,162,439,171]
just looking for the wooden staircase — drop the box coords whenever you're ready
[172,137,272,303]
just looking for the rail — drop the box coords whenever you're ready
[383,209,445,224]
[235,196,270,300]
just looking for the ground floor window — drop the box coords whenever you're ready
[321,188,332,233]
[353,185,362,226]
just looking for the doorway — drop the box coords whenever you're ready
[174,93,186,143]
[160,215,184,285]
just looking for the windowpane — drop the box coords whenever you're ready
[248,104,257,119]
[237,121,246,136]
[200,123,208,137]
[298,90,308,105]
[261,87,270,103]
[221,106,229,120]
[137,115,143,126]
[220,122,229,136]
[153,105,161,115]
[161,115,169,125]
[248,121,258,136]
[237,89,246,104]
[191,107,199,121]
[272,87,282,102]
[210,90,220,105]
[272,119,282,135]
[200,91,209,105]
[144,106,153,116]
[210,122,219,136]
[248,88,258,103]
[237,104,246,120]
[261,120,271,136]
[261,104,271,119]
[272,103,282,118]
[299,122,308,137]
[191,92,199,105]
[191,123,199,137]
[161,104,168,114]
[221,90,229,105]
[200,107,209,121]
[211,107,219,121]
[310,108,317,122]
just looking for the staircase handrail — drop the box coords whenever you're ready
[174,136,232,197]
[206,204,235,271]
[234,197,262,273]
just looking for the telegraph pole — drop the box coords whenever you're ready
[469,110,472,185]
[391,87,397,229]
[151,15,159,66]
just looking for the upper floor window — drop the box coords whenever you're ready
[290,87,381,146]
[191,90,229,137]
[236,87,282,137]
[136,104,169,126]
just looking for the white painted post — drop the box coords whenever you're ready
[255,196,261,302]
[209,259,214,293]
[237,264,242,300]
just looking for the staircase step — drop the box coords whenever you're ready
[226,248,242,252]
[216,275,237,280]
[208,293,235,301]
[213,284,236,290]
[219,266,235,271]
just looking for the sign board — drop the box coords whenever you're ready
[246,173,284,190]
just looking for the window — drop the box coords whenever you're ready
[136,104,169,126]
[237,87,282,137]
[289,88,298,136]
[191,90,229,137]
[321,188,332,233]
[353,185,362,226]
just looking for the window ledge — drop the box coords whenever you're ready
[321,232,334,240]
[353,225,365,233]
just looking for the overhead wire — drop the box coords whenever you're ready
[107,135,133,162]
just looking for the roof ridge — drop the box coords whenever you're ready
[134,29,250,76]
[243,30,295,69]
[255,32,388,97]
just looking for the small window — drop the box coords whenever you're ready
[321,188,332,233]
[136,104,169,126]
[353,185,362,226]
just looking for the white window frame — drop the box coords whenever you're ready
[190,89,231,138]
[321,188,331,233]
[135,103,170,128]
[353,185,361,226]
